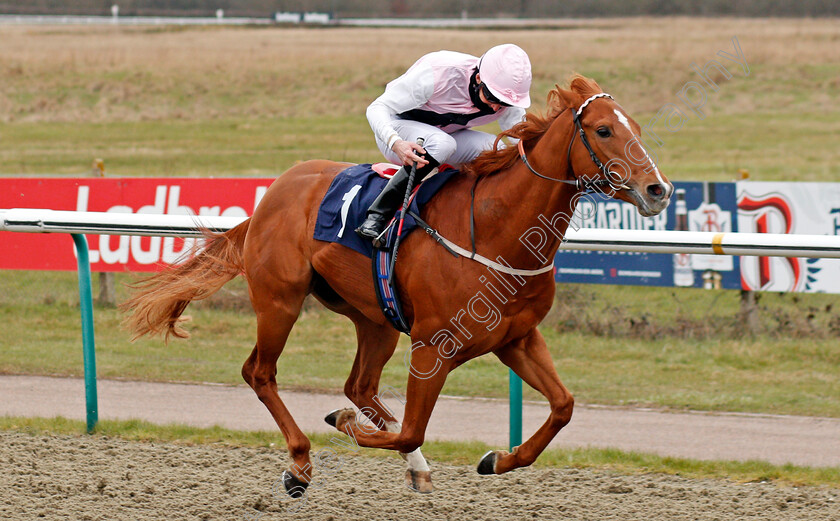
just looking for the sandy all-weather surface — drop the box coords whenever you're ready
[0,430,837,521]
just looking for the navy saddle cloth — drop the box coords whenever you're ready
[314,163,459,335]
[313,163,457,257]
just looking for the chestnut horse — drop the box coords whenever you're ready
[123,75,672,496]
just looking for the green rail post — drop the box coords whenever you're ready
[71,234,98,433]
[509,369,522,451]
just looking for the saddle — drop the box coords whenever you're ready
[314,163,459,334]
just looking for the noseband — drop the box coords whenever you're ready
[518,92,627,194]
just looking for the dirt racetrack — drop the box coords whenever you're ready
[1,431,837,521]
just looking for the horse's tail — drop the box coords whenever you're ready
[121,218,251,341]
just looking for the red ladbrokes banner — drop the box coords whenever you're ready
[0,178,275,272]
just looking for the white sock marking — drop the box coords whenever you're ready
[385,421,430,472]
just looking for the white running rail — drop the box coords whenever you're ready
[2,208,840,258]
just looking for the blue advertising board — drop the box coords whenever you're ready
[555,180,840,293]
[554,181,741,289]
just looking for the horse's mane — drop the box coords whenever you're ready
[464,74,603,178]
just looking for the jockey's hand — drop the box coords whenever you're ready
[392,139,429,167]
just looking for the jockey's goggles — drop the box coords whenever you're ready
[480,83,512,108]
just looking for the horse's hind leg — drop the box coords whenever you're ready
[241,273,313,496]
[340,318,432,492]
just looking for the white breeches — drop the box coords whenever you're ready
[375,118,498,167]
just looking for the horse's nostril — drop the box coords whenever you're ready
[647,184,665,199]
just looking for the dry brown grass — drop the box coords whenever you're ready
[544,284,840,341]
[0,18,838,123]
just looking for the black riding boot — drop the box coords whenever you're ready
[356,159,438,245]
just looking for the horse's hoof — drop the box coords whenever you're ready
[324,408,354,429]
[405,469,433,493]
[324,408,342,427]
[477,450,498,475]
[281,470,309,498]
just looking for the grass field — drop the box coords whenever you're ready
[0,19,839,424]
[0,18,839,180]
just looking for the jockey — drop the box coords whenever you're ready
[356,43,532,243]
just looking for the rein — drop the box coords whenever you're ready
[408,210,554,277]
[409,93,630,277]
[517,92,629,194]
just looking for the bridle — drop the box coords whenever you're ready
[517,92,629,194]
[415,94,631,279]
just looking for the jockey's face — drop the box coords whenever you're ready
[475,74,506,113]
[479,89,503,112]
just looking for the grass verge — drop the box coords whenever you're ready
[1,416,837,489]
[1,271,839,417]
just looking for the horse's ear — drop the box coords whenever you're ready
[549,85,581,113]
[569,75,604,97]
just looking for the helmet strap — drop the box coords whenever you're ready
[469,68,496,115]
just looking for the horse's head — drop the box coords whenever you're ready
[550,76,673,217]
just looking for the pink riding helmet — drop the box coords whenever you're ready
[478,44,532,109]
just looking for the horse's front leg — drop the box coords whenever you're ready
[480,328,574,475]
[341,318,432,491]
[327,342,450,492]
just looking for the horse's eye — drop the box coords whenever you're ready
[596,127,611,138]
